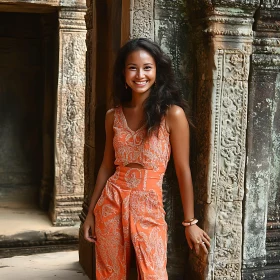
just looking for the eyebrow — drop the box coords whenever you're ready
[126,63,154,66]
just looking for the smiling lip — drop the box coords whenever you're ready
[134,81,148,86]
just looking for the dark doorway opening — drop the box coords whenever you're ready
[0,10,58,230]
[0,12,44,208]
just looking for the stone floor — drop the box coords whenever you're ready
[0,206,80,258]
[0,250,89,280]
[0,187,80,258]
[0,206,79,236]
[0,185,78,237]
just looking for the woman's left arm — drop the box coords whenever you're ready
[167,105,210,254]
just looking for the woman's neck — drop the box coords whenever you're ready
[129,90,150,108]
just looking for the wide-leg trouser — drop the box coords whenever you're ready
[94,166,168,280]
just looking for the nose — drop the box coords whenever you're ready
[136,68,144,79]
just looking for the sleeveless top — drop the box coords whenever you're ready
[113,106,171,172]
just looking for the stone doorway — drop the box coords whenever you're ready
[0,0,87,256]
[0,10,58,214]
[0,10,60,255]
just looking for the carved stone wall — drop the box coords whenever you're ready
[186,0,259,279]
[243,0,280,278]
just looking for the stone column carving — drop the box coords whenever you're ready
[243,1,280,278]
[130,0,154,39]
[187,1,259,279]
[50,7,86,226]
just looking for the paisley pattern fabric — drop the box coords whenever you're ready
[94,107,171,279]
[113,107,171,171]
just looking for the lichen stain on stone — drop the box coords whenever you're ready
[155,0,193,100]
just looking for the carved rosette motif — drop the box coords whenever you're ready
[53,9,87,225]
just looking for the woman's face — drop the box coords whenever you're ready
[124,49,156,96]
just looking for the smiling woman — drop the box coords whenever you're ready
[124,49,156,94]
[83,38,210,280]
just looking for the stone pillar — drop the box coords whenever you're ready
[187,1,259,278]
[50,7,87,226]
[242,1,280,278]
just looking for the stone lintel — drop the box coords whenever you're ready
[0,0,59,6]
[0,0,86,9]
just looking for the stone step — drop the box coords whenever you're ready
[0,207,79,258]
[0,226,79,258]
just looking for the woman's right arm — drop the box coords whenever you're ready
[83,109,115,243]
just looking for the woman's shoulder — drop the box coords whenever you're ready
[105,106,123,124]
[165,105,189,132]
[165,105,186,119]
[106,108,115,116]
[105,108,116,125]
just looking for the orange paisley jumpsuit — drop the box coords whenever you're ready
[94,106,171,280]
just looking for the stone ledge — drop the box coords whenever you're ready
[0,227,79,258]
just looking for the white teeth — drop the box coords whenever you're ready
[135,81,147,85]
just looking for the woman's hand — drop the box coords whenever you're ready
[83,213,97,243]
[184,225,210,255]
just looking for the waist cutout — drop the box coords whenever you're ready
[108,166,165,191]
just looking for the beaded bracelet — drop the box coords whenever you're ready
[182,219,198,227]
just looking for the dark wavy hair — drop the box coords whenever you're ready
[112,38,192,134]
